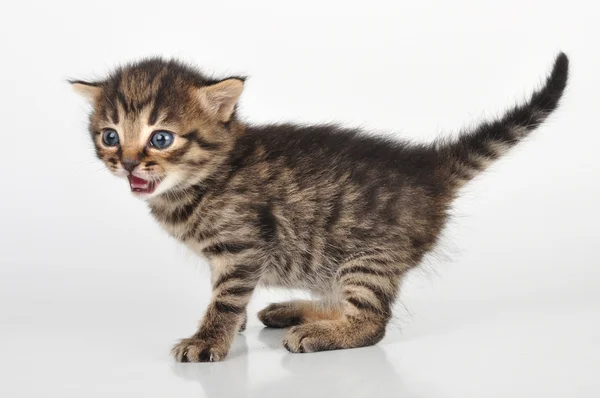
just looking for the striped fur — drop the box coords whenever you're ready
[437,54,569,192]
[71,53,569,361]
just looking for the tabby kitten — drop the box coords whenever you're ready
[71,53,568,362]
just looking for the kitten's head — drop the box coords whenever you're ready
[71,58,244,200]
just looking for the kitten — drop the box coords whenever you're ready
[71,53,568,362]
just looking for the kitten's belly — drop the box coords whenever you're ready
[179,234,328,293]
[259,269,341,304]
[259,270,291,288]
[259,265,329,292]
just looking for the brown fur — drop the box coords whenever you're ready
[258,300,343,328]
[70,54,568,361]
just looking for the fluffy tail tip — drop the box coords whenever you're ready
[549,52,569,94]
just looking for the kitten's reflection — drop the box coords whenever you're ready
[257,329,407,398]
[172,328,413,398]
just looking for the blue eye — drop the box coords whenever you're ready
[150,131,174,149]
[102,129,120,146]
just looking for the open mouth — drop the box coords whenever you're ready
[128,175,161,195]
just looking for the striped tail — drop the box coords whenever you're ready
[437,53,569,191]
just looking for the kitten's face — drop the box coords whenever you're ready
[71,59,244,200]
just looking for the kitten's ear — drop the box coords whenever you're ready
[69,80,103,104]
[196,78,244,122]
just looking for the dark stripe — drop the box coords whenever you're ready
[191,182,208,197]
[194,227,221,242]
[214,301,245,315]
[347,297,381,314]
[184,214,226,241]
[110,106,119,124]
[165,201,199,224]
[182,131,221,151]
[302,236,315,276]
[148,73,170,125]
[409,236,430,252]
[257,203,277,241]
[219,140,254,187]
[104,74,123,120]
[167,141,192,163]
[116,90,130,113]
[145,160,157,167]
[181,217,203,240]
[163,184,206,224]
[203,242,253,256]
[188,159,209,167]
[218,285,255,297]
[148,105,160,125]
[325,195,343,232]
[346,282,393,304]
[129,67,162,114]
[325,246,346,266]
[381,195,399,223]
[282,258,294,275]
[131,96,153,113]
[214,266,259,289]
[338,265,388,278]
[274,253,293,275]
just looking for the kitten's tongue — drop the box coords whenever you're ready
[128,175,154,193]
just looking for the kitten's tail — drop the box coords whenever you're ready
[436,53,569,193]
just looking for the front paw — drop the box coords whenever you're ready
[171,337,229,362]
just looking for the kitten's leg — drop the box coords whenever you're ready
[171,262,261,362]
[282,260,401,353]
[258,300,342,328]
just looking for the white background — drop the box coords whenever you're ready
[1,1,599,397]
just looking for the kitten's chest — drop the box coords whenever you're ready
[149,199,208,242]
[149,202,220,259]
[157,219,191,241]
[157,220,212,262]
[155,219,213,258]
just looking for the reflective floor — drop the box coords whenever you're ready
[2,0,600,395]
[2,267,598,398]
